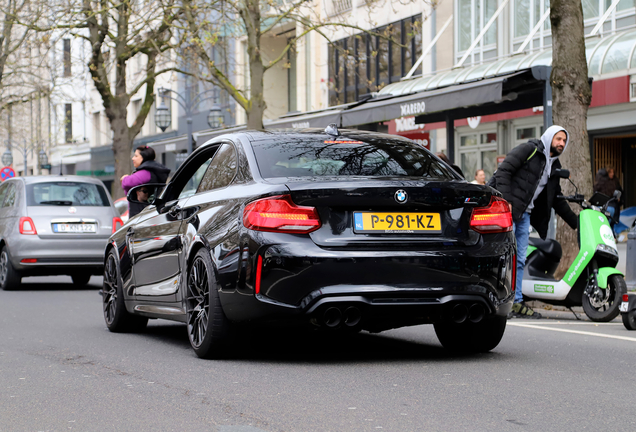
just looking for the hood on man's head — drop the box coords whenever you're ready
[540,125,569,157]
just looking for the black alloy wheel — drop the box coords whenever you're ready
[186,248,230,359]
[582,274,626,322]
[102,250,148,332]
[434,315,507,353]
[0,246,21,291]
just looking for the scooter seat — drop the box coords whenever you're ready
[528,237,562,261]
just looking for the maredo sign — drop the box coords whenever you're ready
[387,116,430,149]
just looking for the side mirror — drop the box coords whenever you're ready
[555,169,570,179]
[613,190,622,201]
[127,183,164,206]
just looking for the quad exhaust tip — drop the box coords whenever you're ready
[321,306,362,328]
[323,307,342,328]
[451,303,486,324]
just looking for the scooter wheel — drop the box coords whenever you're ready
[582,274,626,322]
[622,297,636,330]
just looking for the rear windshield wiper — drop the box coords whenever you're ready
[38,200,74,205]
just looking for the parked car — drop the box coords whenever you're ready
[114,197,129,223]
[102,127,515,358]
[0,175,124,290]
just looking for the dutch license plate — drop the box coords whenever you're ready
[53,223,96,233]
[353,212,441,234]
[620,301,629,313]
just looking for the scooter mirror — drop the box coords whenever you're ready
[613,190,622,200]
[555,169,570,179]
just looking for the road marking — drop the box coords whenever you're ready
[508,322,636,342]
[511,321,622,326]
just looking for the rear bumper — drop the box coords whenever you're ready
[8,235,108,275]
[220,233,515,330]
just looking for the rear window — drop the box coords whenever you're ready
[27,182,111,207]
[251,137,458,179]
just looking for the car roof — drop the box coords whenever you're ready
[199,128,417,150]
[16,175,106,186]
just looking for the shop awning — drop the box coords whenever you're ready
[340,68,547,127]
[264,108,343,129]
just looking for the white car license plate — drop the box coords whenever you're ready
[619,301,629,313]
[53,223,96,233]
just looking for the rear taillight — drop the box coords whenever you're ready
[19,217,37,235]
[255,255,263,294]
[21,258,38,263]
[112,217,124,233]
[623,294,630,302]
[470,197,513,233]
[243,195,321,234]
[511,253,516,292]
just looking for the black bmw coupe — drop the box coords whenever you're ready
[102,126,515,358]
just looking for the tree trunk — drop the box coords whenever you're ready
[107,107,133,200]
[242,0,266,131]
[550,0,593,278]
[246,58,266,130]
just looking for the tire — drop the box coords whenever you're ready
[582,274,626,322]
[0,246,21,291]
[185,248,231,359]
[622,296,636,330]
[71,273,91,287]
[102,250,148,332]
[434,315,507,353]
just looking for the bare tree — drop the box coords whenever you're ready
[38,0,184,198]
[550,0,593,277]
[0,0,50,113]
[180,0,427,130]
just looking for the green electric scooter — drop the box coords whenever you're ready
[522,169,626,322]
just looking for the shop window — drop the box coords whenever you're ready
[459,131,498,181]
[516,127,536,140]
[328,15,422,106]
[456,0,498,66]
[631,76,636,101]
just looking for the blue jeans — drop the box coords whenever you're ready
[513,212,531,304]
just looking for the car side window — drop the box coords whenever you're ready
[197,144,238,194]
[2,184,16,208]
[170,146,221,200]
[0,183,8,206]
[178,159,213,199]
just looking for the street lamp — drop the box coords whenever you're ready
[155,100,172,132]
[38,150,49,170]
[207,105,223,129]
[154,86,224,154]
[2,149,13,167]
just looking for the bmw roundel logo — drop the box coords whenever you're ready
[395,190,408,204]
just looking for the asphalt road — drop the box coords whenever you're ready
[1,276,635,432]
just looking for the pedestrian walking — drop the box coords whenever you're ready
[594,167,622,224]
[121,145,170,218]
[471,169,486,185]
[489,125,578,318]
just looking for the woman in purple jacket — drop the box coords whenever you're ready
[121,145,170,218]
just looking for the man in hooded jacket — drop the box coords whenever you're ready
[489,125,578,318]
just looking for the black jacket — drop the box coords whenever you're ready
[489,139,577,239]
[129,161,170,218]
